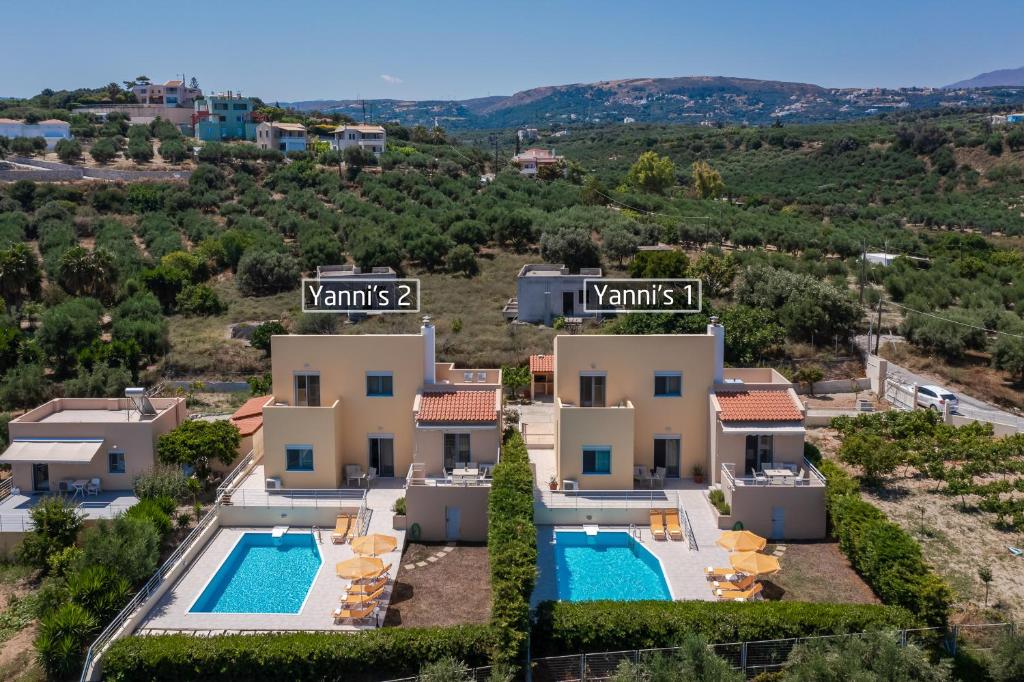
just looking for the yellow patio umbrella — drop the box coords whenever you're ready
[729,551,781,577]
[335,556,384,579]
[716,530,768,553]
[351,533,398,557]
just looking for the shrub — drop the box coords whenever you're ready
[236,250,299,296]
[17,496,85,571]
[250,320,286,356]
[488,431,536,660]
[127,137,154,163]
[66,564,132,623]
[820,459,950,626]
[35,602,96,678]
[77,514,160,585]
[157,419,241,482]
[175,283,225,316]
[90,137,118,163]
[103,626,499,682]
[610,635,742,682]
[124,497,175,540]
[989,630,1024,682]
[447,243,479,276]
[780,629,951,681]
[392,496,406,515]
[530,601,915,657]
[708,489,731,515]
[159,138,189,163]
[55,138,82,163]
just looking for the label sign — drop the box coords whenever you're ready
[301,278,421,313]
[583,278,702,314]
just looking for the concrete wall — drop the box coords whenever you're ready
[414,428,500,477]
[262,400,342,488]
[533,506,653,526]
[517,275,594,324]
[217,505,358,527]
[7,398,185,492]
[866,354,888,395]
[405,484,489,542]
[722,483,826,540]
[794,378,871,395]
[0,169,84,182]
[556,401,635,489]
[269,334,427,482]
[554,334,716,488]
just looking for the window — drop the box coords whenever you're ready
[580,373,606,407]
[214,102,228,110]
[286,446,314,471]
[653,437,680,477]
[233,103,248,110]
[294,373,320,407]
[366,372,393,397]
[108,450,125,474]
[654,372,682,397]
[744,435,774,475]
[368,436,394,477]
[444,433,471,470]
[582,447,611,475]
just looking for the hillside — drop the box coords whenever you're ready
[283,75,1024,129]
[945,66,1024,89]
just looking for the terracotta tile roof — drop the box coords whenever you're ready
[716,390,802,423]
[230,395,268,436]
[530,354,553,373]
[418,390,497,424]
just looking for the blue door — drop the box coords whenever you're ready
[770,506,785,540]
[445,506,461,541]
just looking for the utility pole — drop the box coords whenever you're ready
[874,292,883,355]
[859,242,866,304]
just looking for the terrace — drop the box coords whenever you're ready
[0,483,138,532]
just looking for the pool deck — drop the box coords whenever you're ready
[531,485,732,605]
[134,486,405,634]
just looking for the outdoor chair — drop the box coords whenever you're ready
[341,584,385,607]
[652,467,667,489]
[57,480,72,494]
[86,478,101,496]
[712,574,755,592]
[664,509,684,541]
[716,582,764,601]
[365,467,377,488]
[345,576,388,596]
[649,510,667,540]
[345,465,364,488]
[331,515,351,544]
[332,601,378,623]
[352,563,393,584]
[705,566,742,581]
[754,472,768,485]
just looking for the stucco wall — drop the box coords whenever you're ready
[554,334,716,487]
[270,334,426,481]
[556,402,635,489]
[405,484,489,541]
[722,483,826,540]
[712,424,806,483]
[262,400,342,488]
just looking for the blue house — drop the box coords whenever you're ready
[194,93,257,141]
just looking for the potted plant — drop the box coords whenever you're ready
[548,475,558,491]
[692,464,705,485]
[392,496,407,530]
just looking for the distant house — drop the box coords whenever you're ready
[517,127,538,142]
[623,117,636,124]
[503,264,603,325]
[193,93,257,141]
[990,114,1008,126]
[865,252,929,267]
[1008,113,1024,124]
[256,122,307,153]
[0,118,71,149]
[331,124,386,156]
[131,79,202,108]
[511,147,564,176]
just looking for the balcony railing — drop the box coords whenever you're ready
[536,488,680,510]
[405,459,496,488]
[720,458,826,491]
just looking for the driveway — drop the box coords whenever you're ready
[856,335,1024,430]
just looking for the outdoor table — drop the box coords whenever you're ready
[762,468,793,485]
[71,479,88,498]
[452,468,478,477]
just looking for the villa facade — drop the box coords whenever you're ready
[256,121,307,153]
[331,124,387,156]
[550,320,826,539]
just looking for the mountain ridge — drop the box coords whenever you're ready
[945,66,1024,89]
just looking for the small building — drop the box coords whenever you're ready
[623,117,636,124]
[511,147,564,176]
[228,395,267,469]
[256,122,307,153]
[193,93,257,141]
[517,128,539,142]
[1008,113,1024,124]
[0,118,71,149]
[0,394,186,496]
[530,354,554,400]
[331,124,386,156]
[504,264,603,325]
[132,79,202,108]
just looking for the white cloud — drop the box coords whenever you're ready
[380,74,403,85]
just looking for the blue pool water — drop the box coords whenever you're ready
[550,531,671,602]
[191,532,322,613]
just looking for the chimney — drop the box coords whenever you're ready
[421,316,436,385]
[708,316,724,384]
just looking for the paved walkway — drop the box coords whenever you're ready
[135,486,405,634]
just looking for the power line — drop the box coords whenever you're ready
[887,301,1024,340]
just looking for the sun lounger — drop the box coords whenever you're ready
[716,582,763,601]
[346,576,387,596]
[712,574,755,592]
[705,566,741,581]
[650,510,667,540]
[664,510,684,541]
[341,584,386,607]
[352,563,393,584]
[331,515,351,544]
[332,600,378,623]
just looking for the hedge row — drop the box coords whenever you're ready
[530,600,915,657]
[818,459,951,626]
[102,625,499,682]
[487,430,537,658]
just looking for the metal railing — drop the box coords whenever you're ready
[0,477,12,503]
[79,497,222,681]
[225,487,366,508]
[720,461,825,490]
[536,489,680,510]
[529,622,1019,680]
[679,505,698,551]
[383,666,493,682]
[405,461,495,487]
[215,449,256,500]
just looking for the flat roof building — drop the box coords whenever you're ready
[504,264,603,325]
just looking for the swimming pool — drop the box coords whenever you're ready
[545,530,671,602]
[190,532,322,614]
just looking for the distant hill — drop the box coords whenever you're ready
[282,75,1024,130]
[945,66,1024,89]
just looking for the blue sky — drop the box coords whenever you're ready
[2,1,1022,101]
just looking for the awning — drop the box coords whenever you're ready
[0,439,104,464]
[719,423,806,435]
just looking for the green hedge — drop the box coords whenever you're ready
[818,459,951,626]
[487,430,537,658]
[103,625,499,682]
[531,601,915,656]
